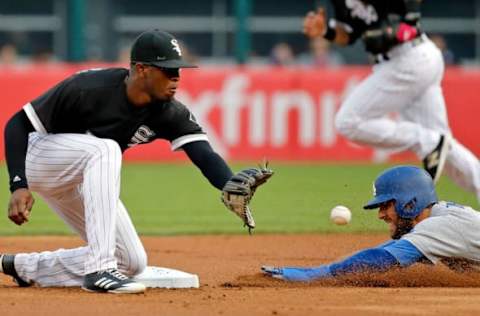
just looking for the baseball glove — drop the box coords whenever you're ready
[221,163,274,234]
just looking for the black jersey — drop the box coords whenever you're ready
[330,0,407,44]
[24,68,206,151]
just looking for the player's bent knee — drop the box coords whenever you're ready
[124,249,148,276]
[334,111,358,140]
[88,138,122,166]
[99,138,122,158]
[84,137,122,160]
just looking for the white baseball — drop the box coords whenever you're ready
[330,205,352,225]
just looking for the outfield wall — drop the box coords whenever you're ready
[1,65,479,162]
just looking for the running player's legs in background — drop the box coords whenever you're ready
[336,37,480,201]
[335,39,443,157]
[401,65,480,199]
[404,83,480,199]
[13,132,146,287]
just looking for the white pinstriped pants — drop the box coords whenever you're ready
[335,36,480,201]
[14,132,147,287]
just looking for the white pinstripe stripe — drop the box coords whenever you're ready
[13,132,147,287]
[15,247,89,286]
[83,139,117,272]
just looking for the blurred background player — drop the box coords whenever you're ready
[0,42,18,66]
[1,29,271,293]
[269,42,296,66]
[262,165,480,281]
[303,1,480,202]
[298,37,345,68]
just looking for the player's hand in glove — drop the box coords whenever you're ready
[221,163,274,233]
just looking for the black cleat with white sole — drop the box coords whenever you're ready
[422,134,451,184]
[82,269,146,294]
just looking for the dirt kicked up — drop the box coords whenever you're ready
[1,234,480,316]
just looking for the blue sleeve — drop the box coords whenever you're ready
[375,239,396,249]
[273,240,424,281]
[328,239,424,276]
[381,239,424,267]
[328,247,399,276]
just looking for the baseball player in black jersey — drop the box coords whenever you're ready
[1,30,272,293]
[303,1,480,201]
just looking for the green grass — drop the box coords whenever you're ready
[0,162,477,236]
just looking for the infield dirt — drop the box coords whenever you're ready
[1,234,480,316]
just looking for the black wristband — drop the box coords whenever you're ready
[323,25,337,41]
[10,181,29,193]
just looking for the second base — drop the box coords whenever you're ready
[132,266,200,288]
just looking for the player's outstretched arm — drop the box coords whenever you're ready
[262,240,424,281]
[4,110,35,225]
[182,141,273,233]
[182,141,233,190]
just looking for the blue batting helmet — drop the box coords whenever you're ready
[363,166,438,218]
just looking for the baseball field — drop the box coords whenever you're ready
[1,163,479,315]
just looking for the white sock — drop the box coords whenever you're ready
[0,254,4,273]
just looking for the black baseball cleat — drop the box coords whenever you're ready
[0,254,33,287]
[422,134,451,184]
[82,269,146,294]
